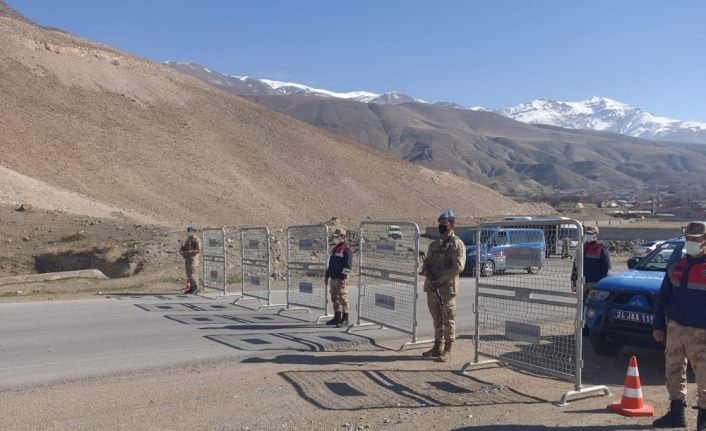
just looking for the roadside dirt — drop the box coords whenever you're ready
[0,337,696,430]
[2,203,642,303]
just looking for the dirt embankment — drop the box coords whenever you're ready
[0,9,536,229]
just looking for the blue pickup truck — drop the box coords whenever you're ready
[584,236,684,355]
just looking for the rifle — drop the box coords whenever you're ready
[419,251,448,319]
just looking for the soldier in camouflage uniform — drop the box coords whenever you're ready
[652,221,706,430]
[421,210,466,362]
[181,225,202,294]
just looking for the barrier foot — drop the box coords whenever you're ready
[258,303,287,311]
[461,359,500,374]
[199,289,242,300]
[315,314,335,324]
[400,338,434,351]
[347,323,383,333]
[233,296,260,304]
[277,306,311,316]
[556,385,612,407]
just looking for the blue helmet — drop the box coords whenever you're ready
[438,209,455,222]
[186,224,198,233]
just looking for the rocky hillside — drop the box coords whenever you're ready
[0,2,536,228]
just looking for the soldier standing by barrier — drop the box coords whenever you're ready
[181,225,202,294]
[325,228,353,328]
[652,221,706,430]
[561,236,572,259]
[571,226,610,298]
[421,210,466,362]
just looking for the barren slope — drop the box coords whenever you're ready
[245,95,706,197]
[0,5,532,227]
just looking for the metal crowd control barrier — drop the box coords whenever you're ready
[461,219,610,405]
[201,227,229,295]
[238,227,284,309]
[281,224,331,320]
[354,222,427,350]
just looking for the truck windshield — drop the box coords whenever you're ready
[636,242,685,272]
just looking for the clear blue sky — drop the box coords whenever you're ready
[7,0,706,121]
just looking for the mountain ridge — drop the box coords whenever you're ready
[167,62,706,145]
[168,63,706,198]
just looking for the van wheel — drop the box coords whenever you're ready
[480,261,495,277]
[527,266,540,274]
[589,327,623,356]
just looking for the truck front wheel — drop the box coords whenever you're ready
[589,327,623,356]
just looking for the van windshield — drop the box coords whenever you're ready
[459,229,494,245]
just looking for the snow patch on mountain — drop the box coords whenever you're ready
[501,97,706,144]
[165,62,706,144]
[255,78,379,102]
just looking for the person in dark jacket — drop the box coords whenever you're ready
[652,221,706,430]
[325,228,353,328]
[571,225,610,298]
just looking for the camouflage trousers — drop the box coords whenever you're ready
[427,286,456,343]
[184,256,199,289]
[665,320,706,408]
[329,278,349,313]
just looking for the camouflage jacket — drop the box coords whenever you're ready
[423,231,466,293]
[181,233,202,258]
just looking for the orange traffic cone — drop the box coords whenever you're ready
[609,355,654,417]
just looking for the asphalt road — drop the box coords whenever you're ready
[0,277,480,390]
[0,261,585,391]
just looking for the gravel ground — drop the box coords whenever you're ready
[0,332,699,431]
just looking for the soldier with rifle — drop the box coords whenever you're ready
[420,210,466,362]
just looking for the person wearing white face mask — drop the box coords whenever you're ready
[652,221,706,430]
[570,225,611,299]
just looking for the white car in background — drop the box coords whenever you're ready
[632,240,665,257]
[387,225,403,240]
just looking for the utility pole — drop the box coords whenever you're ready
[652,184,657,217]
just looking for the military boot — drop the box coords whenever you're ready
[438,341,454,362]
[697,407,706,431]
[326,312,341,326]
[336,313,349,328]
[422,341,443,358]
[653,400,687,428]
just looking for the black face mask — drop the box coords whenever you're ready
[438,224,449,235]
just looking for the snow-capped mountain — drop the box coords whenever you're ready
[165,61,415,105]
[166,62,706,144]
[501,97,706,144]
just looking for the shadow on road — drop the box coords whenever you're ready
[280,368,547,411]
[457,333,673,389]
[242,353,416,365]
[209,331,387,353]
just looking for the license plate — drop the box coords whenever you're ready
[611,309,654,324]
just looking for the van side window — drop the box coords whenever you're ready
[512,231,527,243]
[495,231,507,246]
